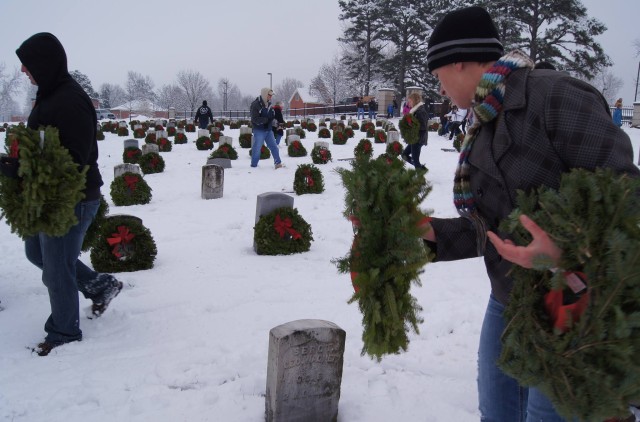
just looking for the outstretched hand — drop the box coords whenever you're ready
[486,214,562,269]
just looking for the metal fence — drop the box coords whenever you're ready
[610,106,633,126]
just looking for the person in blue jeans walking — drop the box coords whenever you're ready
[420,6,639,421]
[250,88,283,169]
[16,33,123,356]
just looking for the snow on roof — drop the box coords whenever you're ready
[111,99,160,111]
[289,88,326,105]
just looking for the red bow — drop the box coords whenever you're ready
[124,175,138,191]
[305,170,315,187]
[150,156,159,167]
[126,150,139,158]
[106,225,136,258]
[9,138,19,158]
[273,214,301,240]
[364,143,371,152]
[319,149,328,161]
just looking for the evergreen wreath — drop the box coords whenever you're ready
[196,136,214,150]
[295,127,306,139]
[167,126,176,137]
[96,130,105,141]
[374,130,387,144]
[311,145,332,164]
[117,127,129,137]
[256,145,271,160]
[351,121,360,130]
[123,147,142,164]
[177,120,186,129]
[90,215,157,273]
[497,168,640,421]
[81,195,109,252]
[154,124,164,131]
[110,171,152,206]
[0,126,87,238]
[366,126,375,138]
[145,133,156,143]
[210,131,221,142]
[318,127,331,139]
[230,121,240,129]
[133,128,146,139]
[209,143,238,160]
[138,152,165,174]
[287,139,307,157]
[174,132,188,144]
[345,127,355,138]
[239,133,252,148]
[293,164,324,195]
[214,121,225,131]
[360,122,374,133]
[453,133,464,152]
[185,123,196,132]
[386,140,403,157]
[335,155,433,360]
[332,131,347,145]
[301,121,308,129]
[399,113,420,145]
[307,122,317,132]
[253,207,313,255]
[354,139,373,160]
[156,137,172,152]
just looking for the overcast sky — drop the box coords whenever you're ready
[1,0,638,105]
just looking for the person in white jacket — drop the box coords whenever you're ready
[444,105,467,140]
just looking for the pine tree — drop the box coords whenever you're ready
[70,70,99,99]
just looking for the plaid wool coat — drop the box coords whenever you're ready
[429,67,640,305]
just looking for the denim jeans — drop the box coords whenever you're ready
[275,132,283,145]
[478,294,573,422]
[357,108,365,119]
[251,129,281,167]
[402,143,424,168]
[24,199,100,344]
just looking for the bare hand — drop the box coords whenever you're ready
[486,214,561,269]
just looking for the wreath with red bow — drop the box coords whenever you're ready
[239,133,252,148]
[311,145,332,164]
[90,215,157,272]
[174,132,188,144]
[196,136,214,150]
[386,140,403,157]
[253,207,313,255]
[354,139,373,161]
[209,143,238,160]
[138,151,165,174]
[318,127,331,139]
[117,126,129,137]
[133,128,146,139]
[156,137,172,152]
[287,140,307,157]
[123,147,141,164]
[332,131,347,145]
[110,172,152,206]
[374,130,387,144]
[293,164,324,195]
[399,113,420,145]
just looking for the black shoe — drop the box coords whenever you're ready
[32,339,80,356]
[91,277,123,317]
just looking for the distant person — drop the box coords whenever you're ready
[194,100,213,129]
[393,97,399,117]
[15,32,122,356]
[387,102,394,118]
[444,105,466,140]
[356,97,365,120]
[400,91,428,170]
[368,98,377,119]
[272,101,286,145]
[250,88,283,169]
[402,100,411,116]
[612,98,623,127]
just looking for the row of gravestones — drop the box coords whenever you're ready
[115,162,349,420]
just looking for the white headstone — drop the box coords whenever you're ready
[286,134,300,146]
[201,165,224,200]
[114,163,142,178]
[118,121,127,128]
[197,129,210,138]
[123,139,139,149]
[314,141,330,150]
[219,136,233,146]
[141,143,159,155]
[387,131,400,144]
[240,126,252,135]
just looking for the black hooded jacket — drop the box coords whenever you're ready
[16,33,103,201]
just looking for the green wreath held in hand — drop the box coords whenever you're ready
[334,155,433,360]
[0,126,87,238]
[399,113,420,145]
[497,168,640,421]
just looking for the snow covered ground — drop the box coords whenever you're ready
[1,119,638,422]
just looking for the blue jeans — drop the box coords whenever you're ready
[251,129,281,167]
[478,294,573,421]
[402,143,424,168]
[357,108,365,119]
[24,199,100,344]
[274,131,283,145]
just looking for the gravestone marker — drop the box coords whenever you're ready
[123,139,139,149]
[141,143,159,155]
[219,135,233,146]
[211,127,220,134]
[254,192,294,252]
[387,131,400,144]
[133,124,142,130]
[167,120,176,128]
[114,163,142,178]
[201,164,224,199]
[240,126,252,135]
[198,129,210,138]
[156,130,168,139]
[286,128,296,137]
[118,121,127,128]
[206,158,231,169]
[176,128,185,135]
[285,134,300,147]
[265,319,346,422]
[314,141,330,150]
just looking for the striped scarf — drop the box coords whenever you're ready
[453,50,533,254]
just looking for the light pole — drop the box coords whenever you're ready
[635,62,640,102]
[267,72,272,89]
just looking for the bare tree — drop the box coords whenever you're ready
[124,71,156,117]
[309,56,352,106]
[99,83,126,108]
[156,84,186,114]
[585,68,624,105]
[0,63,23,121]
[274,77,304,110]
[634,38,640,57]
[217,78,232,111]
[177,70,211,113]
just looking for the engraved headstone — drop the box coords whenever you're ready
[206,158,232,169]
[219,135,233,146]
[201,164,224,199]
[123,139,139,149]
[141,143,159,155]
[254,192,294,252]
[197,129,210,138]
[240,126,252,135]
[387,131,400,144]
[314,141,330,150]
[265,319,346,422]
[285,134,300,147]
[114,163,142,178]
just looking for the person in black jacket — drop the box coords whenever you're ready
[15,33,122,356]
[250,88,283,168]
[194,100,213,129]
[400,92,428,170]
[271,101,286,145]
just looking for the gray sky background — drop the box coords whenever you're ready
[0,0,638,106]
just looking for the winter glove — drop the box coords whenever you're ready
[0,155,20,179]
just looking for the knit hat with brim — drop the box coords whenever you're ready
[427,6,504,73]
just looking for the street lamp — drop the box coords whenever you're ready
[267,72,272,89]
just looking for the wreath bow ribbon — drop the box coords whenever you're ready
[124,175,138,191]
[106,225,136,258]
[273,214,301,240]
[304,170,315,187]
[9,138,19,158]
